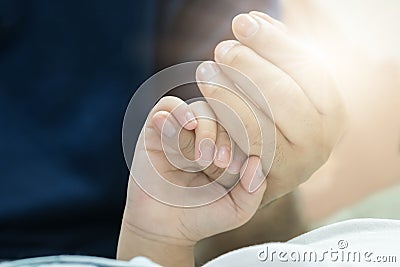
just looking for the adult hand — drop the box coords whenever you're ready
[196,12,346,204]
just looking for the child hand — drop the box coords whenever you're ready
[118,96,266,265]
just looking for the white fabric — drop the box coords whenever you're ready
[203,218,400,266]
[2,219,398,267]
[129,256,162,267]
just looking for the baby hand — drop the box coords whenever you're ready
[118,96,266,265]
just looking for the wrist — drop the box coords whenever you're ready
[117,218,195,267]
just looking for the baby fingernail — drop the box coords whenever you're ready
[249,164,265,193]
[199,139,215,166]
[185,111,197,129]
[227,158,242,174]
[216,145,230,167]
[233,14,259,38]
[197,61,219,81]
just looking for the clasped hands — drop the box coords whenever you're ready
[118,11,346,267]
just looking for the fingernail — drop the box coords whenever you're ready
[215,41,238,62]
[249,11,273,24]
[227,158,242,174]
[199,139,215,166]
[233,14,259,38]
[249,164,265,193]
[216,145,230,167]
[155,118,176,138]
[185,111,197,129]
[197,62,219,81]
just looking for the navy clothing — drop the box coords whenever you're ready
[0,0,278,259]
[0,0,157,258]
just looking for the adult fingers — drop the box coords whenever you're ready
[212,42,320,145]
[231,13,342,114]
[196,61,264,157]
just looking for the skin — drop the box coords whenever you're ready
[281,0,400,222]
[195,12,346,261]
[118,11,346,266]
[196,12,346,205]
[195,190,305,265]
[118,97,266,267]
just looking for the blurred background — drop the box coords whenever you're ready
[0,0,399,261]
[284,0,400,226]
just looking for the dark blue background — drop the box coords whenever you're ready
[0,0,278,259]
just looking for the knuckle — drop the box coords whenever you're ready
[162,95,179,102]
[157,96,174,106]
[189,100,208,110]
[197,128,217,141]
[204,165,223,179]
[207,85,233,104]
[179,133,195,158]
[160,96,186,109]
[245,121,263,152]
[249,130,263,155]
[217,130,230,145]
